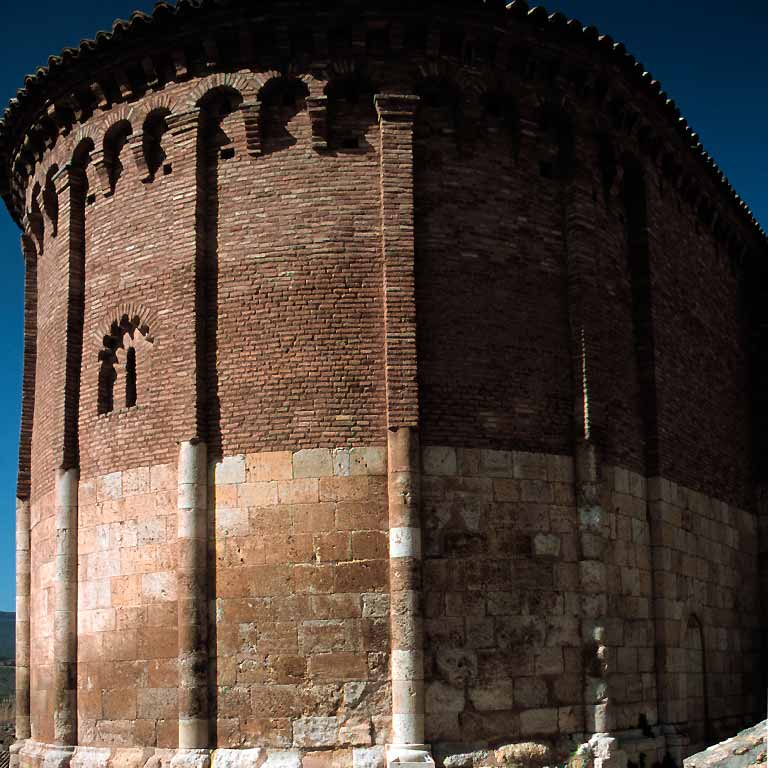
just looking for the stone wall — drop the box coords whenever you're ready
[212,447,390,763]
[29,492,55,745]
[5,2,767,767]
[76,464,179,748]
[421,447,579,749]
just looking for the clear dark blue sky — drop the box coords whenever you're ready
[0,1,766,611]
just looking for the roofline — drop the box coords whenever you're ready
[0,0,765,249]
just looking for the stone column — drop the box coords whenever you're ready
[53,468,79,747]
[45,163,87,761]
[375,93,434,768]
[176,440,209,752]
[561,160,625,768]
[163,106,211,764]
[12,230,37,767]
[12,498,31,765]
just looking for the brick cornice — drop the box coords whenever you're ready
[0,0,764,254]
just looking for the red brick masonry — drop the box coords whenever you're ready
[1,2,766,768]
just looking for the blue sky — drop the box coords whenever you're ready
[0,0,766,612]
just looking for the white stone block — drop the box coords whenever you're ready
[293,448,333,478]
[214,455,246,486]
[333,449,351,477]
[390,527,421,559]
[350,447,387,476]
[212,749,266,768]
[392,649,424,681]
[178,442,207,485]
[422,447,457,476]
[262,753,301,768]
[354,746,386,768]
[170,750,211,768]
[293,716,339,747]
[533,533,561,558]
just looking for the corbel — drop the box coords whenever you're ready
[306,96,329,151]
[89,149,112,197]
[129,132,150,180]
[142,57,160,89]
[241,100,262,158]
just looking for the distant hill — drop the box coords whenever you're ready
[0,613,13,700]
[0,615,12,662]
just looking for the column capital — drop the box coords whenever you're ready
[375,94,420,123]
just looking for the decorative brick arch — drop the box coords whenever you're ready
[96,306,157,415]
[132,93,178,128]
[187,71,257,107]
[101,104,137,136]
[92,302,158,350]
[69,123,99,154]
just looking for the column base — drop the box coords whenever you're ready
[662,730,691,766]
[18,742,75,768]
[10,740,28,768]
[386,744,435,766]
[589,734,628,768]
[18,746,292,768]
[169,751,211,768]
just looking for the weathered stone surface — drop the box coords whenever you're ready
[684,721,767,768]
[8,0,764,762]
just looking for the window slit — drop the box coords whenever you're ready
[125,347,137,408]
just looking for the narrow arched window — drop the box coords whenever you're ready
[125,347,137,408]
[97,316,153,415]
[98,354,117,415]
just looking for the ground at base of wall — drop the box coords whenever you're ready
[16,742,388,768]
[11,733,686,768]
[683,721,766,768]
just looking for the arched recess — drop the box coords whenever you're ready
[538,100,576,180]
[622,158,660,475]
[325,74,377,151]
[258,76,309,153]
[97,315,155,415]
[480,89,520,154]
[102,119,133,194]
[682,613,710,749]
[142,108,172,181]
[28,182,44,253]
[414,76,464,143]
[196,84,244,447]
[63,136,94,469]
[43,164,59,237]
[17,232,38,501]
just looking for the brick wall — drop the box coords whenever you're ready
[7,3,766,764]
[414,95,572,455]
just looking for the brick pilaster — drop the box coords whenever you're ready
[376,93,435,768]
[12,230,36,763]
[46,164,88,754]
[561,162,624,756]
[165,107,212,755]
